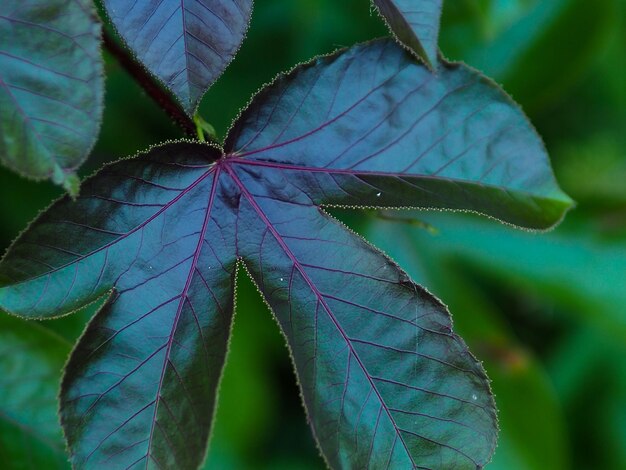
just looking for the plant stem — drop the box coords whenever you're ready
[193,113,218,142]
[102,29,197,137]
[194,114,206,142]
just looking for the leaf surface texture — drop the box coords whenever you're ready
[373,0,443,66]
[103,0,253,114]
[0,40,572,469]
[0,0,104,185]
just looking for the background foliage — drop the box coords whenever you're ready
[0,0,624,468]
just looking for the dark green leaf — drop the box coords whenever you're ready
[103,0,253,115]
[556,136,626,208]
[0,314,71,469]
[0,0,104,188]
[373,0,442,67]
[375,212,626,339]
[440,0,617,112]
[0,40,571,468]
[494,0,616,112]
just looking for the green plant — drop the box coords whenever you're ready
[0,1,572,468]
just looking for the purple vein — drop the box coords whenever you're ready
[144,166,221,466]
[229,158,544,199]
[8,166,216,287]
[230,62,411,158]
[225,166,420,467]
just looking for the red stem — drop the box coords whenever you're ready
[102,29,197,137]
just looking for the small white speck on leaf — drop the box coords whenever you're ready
[472,394,477,400]
[376,192,381,197]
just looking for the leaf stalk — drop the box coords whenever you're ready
[102,29,197,137]
[193,114,217,143]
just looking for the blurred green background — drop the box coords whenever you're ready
[1,0,625,468]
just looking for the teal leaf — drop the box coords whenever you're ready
[0,0,104,186]
[0,39,572,468]
[230,178,498,468]
[364,213,572,470]
[226,40,572,229]
[103,0,253,115]
[373,0,443,67]
[1,143,235,468]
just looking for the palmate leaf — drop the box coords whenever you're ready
[103,0,253,115]
[0,144,237,469]
[0,0,104,190]
[0,40,571,469]
[372,0,443,67]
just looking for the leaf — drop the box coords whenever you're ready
[499,0,616,112]
[0,40,571,468]
[0,314,71,469]
[376,211,626,340]
[440,0,617,112]
[230,185,498,468]
[103,0,253,115]
[556,135,626,208]
[373,0,443,67]
[226,39,572,229]
[0,0,104,188]
[0,143,237,468]
[364,214,571,470]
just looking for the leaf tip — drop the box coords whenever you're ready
[553,187,576,215]
[52,166,81,198]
